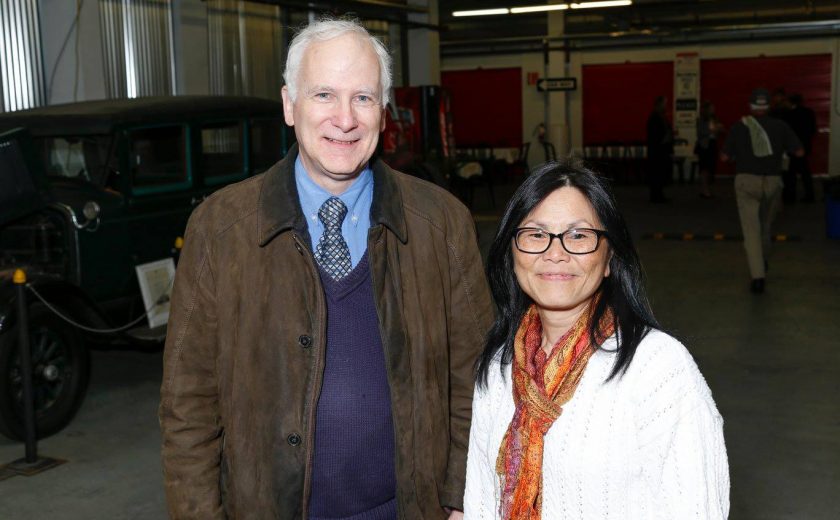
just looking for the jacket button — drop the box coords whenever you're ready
[298,335,312,348]
[287,433,302,446]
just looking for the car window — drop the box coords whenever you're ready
[38,136,110,183]
[200,122,245,185]
[250,118,284,173]
[129,126,188,189]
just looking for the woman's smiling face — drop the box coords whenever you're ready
[513,187,612,318]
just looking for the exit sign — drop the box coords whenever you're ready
[537,77,577,92]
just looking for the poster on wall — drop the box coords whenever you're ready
[674,52,700,150]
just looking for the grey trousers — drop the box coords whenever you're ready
[734,173,783,279]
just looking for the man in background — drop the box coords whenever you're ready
[721,88,803,294]
[785,93,818,203]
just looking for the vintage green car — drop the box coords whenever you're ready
[0,96,290,440]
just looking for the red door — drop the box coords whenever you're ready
[582,61,675,145]
[701,54,831,174]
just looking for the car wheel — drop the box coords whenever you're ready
[0,304,90,441]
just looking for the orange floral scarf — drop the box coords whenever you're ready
[496,299,615,519]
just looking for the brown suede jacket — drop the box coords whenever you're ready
[159,146,494,519]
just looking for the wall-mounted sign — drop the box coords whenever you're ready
[675,99,698,111]
[537,77,577,92]
[674,52,700,150]
[527,72,540,85]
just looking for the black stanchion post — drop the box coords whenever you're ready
[14,269,37,463]
[0,269,65,481]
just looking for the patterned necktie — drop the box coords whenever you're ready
[315,197,352,280]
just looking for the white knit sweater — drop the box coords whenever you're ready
[464,330,730,519]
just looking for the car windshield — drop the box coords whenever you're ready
[37,135,113,184]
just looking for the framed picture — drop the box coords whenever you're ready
[135,258,176,329]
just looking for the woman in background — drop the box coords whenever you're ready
[646,95,674,203]
[464,162,729,519]
[696,100,722,198]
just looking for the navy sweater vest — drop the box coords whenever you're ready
[309,253,397,520]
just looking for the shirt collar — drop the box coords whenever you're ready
[294,156,373,228]
[257,144,407,246]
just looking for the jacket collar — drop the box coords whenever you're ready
[257,144,407,246]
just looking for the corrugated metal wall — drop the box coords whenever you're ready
[99,0,175,99]
[207,0,283,100]
[0,0,45,112]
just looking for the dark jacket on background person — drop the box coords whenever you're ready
[787,104,817,154]
[723,115,802,176]
[646,111,674,159]
[159,145,494,519]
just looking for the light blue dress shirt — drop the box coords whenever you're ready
[295,156,373,269]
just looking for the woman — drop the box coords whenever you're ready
[696,101,722,198]
[464,162,729,519]
[646,96,674,203]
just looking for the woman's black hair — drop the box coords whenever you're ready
[476,160,659,386]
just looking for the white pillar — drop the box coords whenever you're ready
[407,0,440,86]
[546,3,569,158]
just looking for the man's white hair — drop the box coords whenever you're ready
[283,18,393,106]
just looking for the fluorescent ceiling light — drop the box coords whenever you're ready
[571,1,632,9]
[452,8,510,17]
[452,1,631,17]
[510,4,570,13]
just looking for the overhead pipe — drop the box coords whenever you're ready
[442,19,840,55]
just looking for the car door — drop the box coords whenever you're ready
[194,119,248,197]
[74,122,199,312]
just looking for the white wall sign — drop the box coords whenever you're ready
[674,52,700,154]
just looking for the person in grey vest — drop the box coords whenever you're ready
[159,18,493,519]
[721,88,803,294]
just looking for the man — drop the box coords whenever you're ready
[159,19,493,519]
[785,93,818,203]
[721,88,803,294]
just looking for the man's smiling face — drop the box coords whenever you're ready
[282,33,385,194]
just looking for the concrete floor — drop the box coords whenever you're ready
[1,178,838,519]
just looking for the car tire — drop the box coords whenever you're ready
[0,304,90,441]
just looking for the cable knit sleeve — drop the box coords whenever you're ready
[464,364,504,520]
[633,332,730,519]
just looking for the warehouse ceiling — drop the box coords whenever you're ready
[242,0,840,54]
[439,0,840,55]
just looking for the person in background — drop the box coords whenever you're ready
[160,18,493,519]
[695,100,722,199]
[645,96,674,203]
[769,88,797,204]
[464,161,729,519]
[785,93,818,203]
[721,88,803,294]
[769,87,792,121]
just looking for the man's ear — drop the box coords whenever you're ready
[379,106,387,132]
[281,86,295,127]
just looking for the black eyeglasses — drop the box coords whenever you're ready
[514,227,609,255]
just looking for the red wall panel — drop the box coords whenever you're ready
[583,62,674,145]
[701,54,832,174]
[441,68,522,148]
